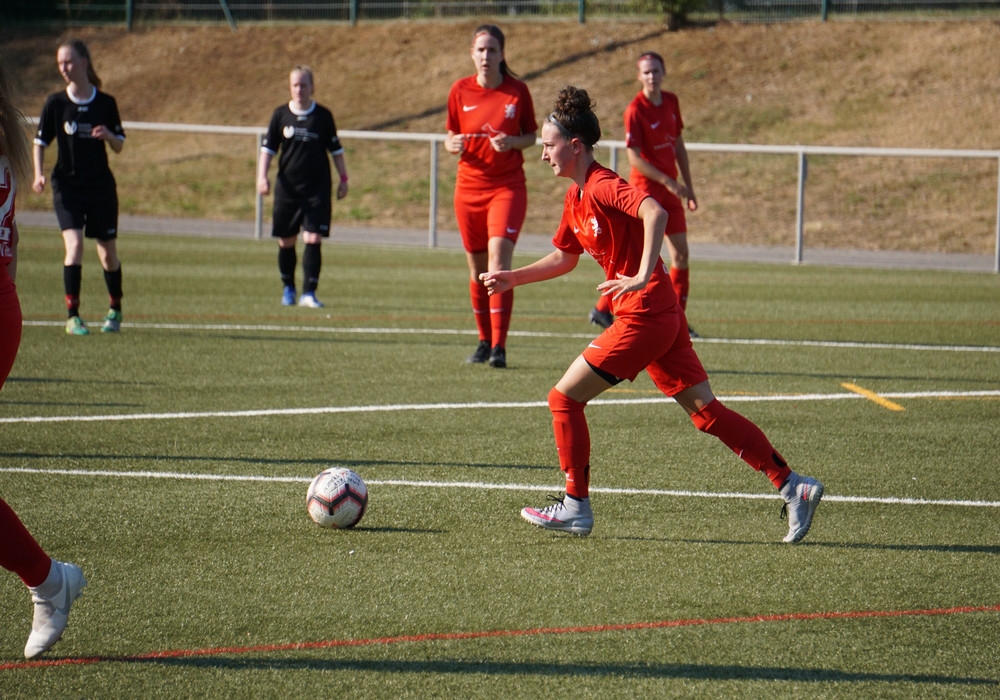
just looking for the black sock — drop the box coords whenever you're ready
[103,266,123,311]
[302,243,321,295]
[278,247,296,288]
[64,265,82,318]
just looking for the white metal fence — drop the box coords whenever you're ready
[32,119,1000,272]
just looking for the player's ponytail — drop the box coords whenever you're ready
[0,60,32,184]
[473,24,519,80]
[60,39,102,90]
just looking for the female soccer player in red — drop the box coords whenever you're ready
[445,24,538,368]
[33,39,126,335]
[481,87,823,542]
[590,51,699,338]
[1,60,86,659]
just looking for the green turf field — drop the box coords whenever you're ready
[2,230,998,697]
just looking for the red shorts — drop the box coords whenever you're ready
[454,184,527,254]
[0,272,22,389]
[582,308,708,395]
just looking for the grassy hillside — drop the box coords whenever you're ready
[3,20,999,252]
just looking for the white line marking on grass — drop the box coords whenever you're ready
[3,391,999,425]
[22,320,1000,353]
[2,467,998,508]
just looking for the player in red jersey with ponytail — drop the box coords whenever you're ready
[482,86,823,543]
[1,59,86,660]
[445,24,537,369]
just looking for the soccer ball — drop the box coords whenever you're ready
[306,467,368,528]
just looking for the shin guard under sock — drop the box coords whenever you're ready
[278,247,297,289]
[548,387,591,499]
[490,289,513,349]
[302,243,321,294]
[103,266,123,310]
[691,399,791,488]
[670,266,690,311]
[64,265,82,318]
[470,279,491,343]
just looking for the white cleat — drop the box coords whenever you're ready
[521,494,594,536]
[24,561,87,659]
[780,473,824,543]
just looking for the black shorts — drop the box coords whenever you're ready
[271,189,331,240]
[52,179,119,240]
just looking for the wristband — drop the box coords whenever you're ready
[339,174,349,184]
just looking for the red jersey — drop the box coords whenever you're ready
[446,75,537,190]
[0,155,15,269]
[624,91,684,199]
[552,161,678,318]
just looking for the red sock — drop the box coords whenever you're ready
[670,267,689,311]
[595,294,611,314]
[548,388,591,498]
[490,289,513,349]
[469,279,491,343]
[0,499,52,587]
[691,399,791,488]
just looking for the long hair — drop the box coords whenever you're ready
[547,86,601,149]
[59,38,102,90]
[0,60,31,185]
[472,24,518,80]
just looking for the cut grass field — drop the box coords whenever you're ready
[1,230,998,697]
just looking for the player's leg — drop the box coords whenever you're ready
[482,187,525,369]
[0,498,86,659]
[95,237,123,333]
[272,196,302,306]
[456,189,491,363]
[297,196,331,308]
[61,228,88,335]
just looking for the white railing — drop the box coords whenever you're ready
[41,120,1000,272]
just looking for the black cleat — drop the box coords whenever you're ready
[466,339,491,364]
[488,345,507,368]
[589,307,613,329]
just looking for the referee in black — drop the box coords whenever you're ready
[257,65,349,309]
[32,39,125,335]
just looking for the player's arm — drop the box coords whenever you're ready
[625,146,690,201]
[332,151,348,200]
[257,149,274,195]
[93,125,124,154]
[31,143,46,194]
[674,135,697,211]
[480,248,579,296]
[445,130,466,155]
[597,197,666,300]
[488,130,536,153]
[6,221,17,283]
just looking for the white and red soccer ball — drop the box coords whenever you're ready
[306,467,368,528]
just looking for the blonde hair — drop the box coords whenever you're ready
[0,60,31,185]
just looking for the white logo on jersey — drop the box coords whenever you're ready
[463,104,478,112]
[283,125,296,139]
[650,121,661,129]
[589,217,603,237]
[504,104,516,119]
[64,121,78,135]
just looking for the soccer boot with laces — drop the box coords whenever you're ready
[521,494,593,536]
[65,316,89,336]
[24,561,87,659]
[466,339,490,364]
[488,345,506,369]
[101,309,122,333]
[298,292,324,308]
[780,473,824,543]
[282,286,296,306]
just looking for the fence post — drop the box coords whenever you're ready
[578,0,586,23]
[795,150,807,264]
[255,133,263,240]
[995,156,1000,273]
[429,140,439,248]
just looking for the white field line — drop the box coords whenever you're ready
[2,467,998,508]
[20,320,1000,353]
[2,391,999,425]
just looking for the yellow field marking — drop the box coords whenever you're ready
[841,382,906,411]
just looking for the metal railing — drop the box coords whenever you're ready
[37,119,1000,272]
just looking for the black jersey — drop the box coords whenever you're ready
[34,87,124,185]
[262,101,344,196]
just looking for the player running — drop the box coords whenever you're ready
[445,24,537,369]
[481,87,823,542]
[258,65,349,309]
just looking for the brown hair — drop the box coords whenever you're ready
[0,60,31,184]
[636,51,665,71]
[59,38,102,89]
[547,86,601,148]
[473,24,519,80]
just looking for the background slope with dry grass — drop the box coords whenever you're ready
[3,20,999,252]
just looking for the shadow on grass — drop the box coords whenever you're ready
[122,655,998,686]
[653,537,1000,556]
[0,452,552,472]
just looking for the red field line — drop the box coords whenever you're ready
[3,604,998,672]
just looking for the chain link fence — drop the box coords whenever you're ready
[3,0,999,25]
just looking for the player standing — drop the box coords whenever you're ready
[2,59,87,659]
[590,51,700,338]
[481,87,823,542]
[32,39,126,335]
[445,24,537,369]
[257,65,348,309]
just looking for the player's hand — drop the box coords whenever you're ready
[91,125,113,141]
[257,178,270,196]
[479,270,513,296]
[687,195,698,212]
[489,132,511,152]
[32,174,46,194]
[337,180,348,200]
[597,272,648,300]
[445,134,466,155]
